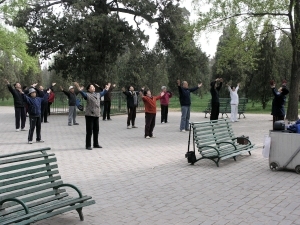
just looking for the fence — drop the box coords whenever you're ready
[49,92,145,115]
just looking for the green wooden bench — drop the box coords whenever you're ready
[0,147,95,225]
[186,119,256,167]
[203,98,248,119]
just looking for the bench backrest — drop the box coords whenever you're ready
[192,119,236,153]
[0,148,66,217]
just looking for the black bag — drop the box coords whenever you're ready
[273,120,285,130]
[185,151,196,164]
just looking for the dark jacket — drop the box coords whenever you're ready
[7,84,25,108]
[210,81,223,103]
[22,92,49,117]
[178,86,199,106]
[62,90,78,106]
[123,91,139,108]
[104,86,114,101]
[271,88,288,117]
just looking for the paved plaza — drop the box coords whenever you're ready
[1,106,300,225]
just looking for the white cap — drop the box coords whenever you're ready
[161,86,166,90]
[69,86,74,90]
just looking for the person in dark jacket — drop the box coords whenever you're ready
[60,85,79,126]
[210,78,223,120]
[38,83,56,123]
[122,86,140,129]
[103,83,116,121]
[271,82,289,126]
[21,86,50,144]
[4,79,27,131]
[74,82,109,150]
[177,80,202,132]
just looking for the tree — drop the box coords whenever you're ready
[194,0,300,120]
[248,22,276,109]
[9,0,192,83]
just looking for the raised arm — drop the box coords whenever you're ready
[74,82,87,99]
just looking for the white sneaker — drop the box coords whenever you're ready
[28,141,32,144]
[21,128,27,131]
[36,140,44,143]
[127,126,131,129]
[145,136,150,139]
[180,130,186,133]
[162,122,165,124]
[151,135,156,138]
[16,129,20,132]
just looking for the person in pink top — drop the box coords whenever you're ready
[160,86,173,123]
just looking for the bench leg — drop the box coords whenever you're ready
[233,156,236,161]
[76,207,84,221]
[248,151,251,156]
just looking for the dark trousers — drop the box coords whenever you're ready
[85,116,99,148]
[103,101,111,120]
[210,102,220,120]
[28,116,41,141]
[145,113,156,137]
[161,105,169,123]
[48,102,53,115]
[41,103,48,122]
[15,107,26,129]
[127,107,137,126]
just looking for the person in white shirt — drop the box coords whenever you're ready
[227,83,240,122]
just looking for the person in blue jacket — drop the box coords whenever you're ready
[177,79,202,132]
[21,86,50,144]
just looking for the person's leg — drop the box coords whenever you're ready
[161,105,165,123]
[210,102,219,120]
[132,107,137,126]
[103,102,108,120]
[230,104,235,122]
[149,113,156,137]
[180,106,188,131]
[20,107,26,129]
[185,107,190,130]
[36,116,42,141]
[127,107,132,126]
[28,117,36,142]
[165,105,169,123]
[72,106,77,124]
[15,107,21,130]
[234,105,238,121]
[43,103,48,122]
[48,102,52,115]
[40,105,45,122]
[68,106,73,125]
[145,113,151,137]
[216,102,220,119]
[85,116,93,148]
[107,101,111,120]
[93,117,100,146]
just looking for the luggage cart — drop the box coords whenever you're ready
[269,131,300,174]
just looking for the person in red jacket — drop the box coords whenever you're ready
[48,88,55,115]
[140,88,165,139]
[160,86,172,123]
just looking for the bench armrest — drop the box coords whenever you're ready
[216,141,237,150]
[232,137,252,145]
[199,146,220,156]
[54,184,83,198]
[0,198,30,214]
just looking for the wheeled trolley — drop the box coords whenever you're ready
[269,131,300,174]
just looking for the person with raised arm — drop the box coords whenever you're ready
[122,85,140,129]
[210,78,223,120]
[227,83,240,122]
[74,82,110,150]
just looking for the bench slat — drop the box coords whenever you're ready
[0,148,51,159]
[0,176,62,194]
[0,164,58,180]
[0,170,59,187]
[0,189,66,211]
[0,158,57,173]
[0,181,63,201]
[0,153,55,165]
